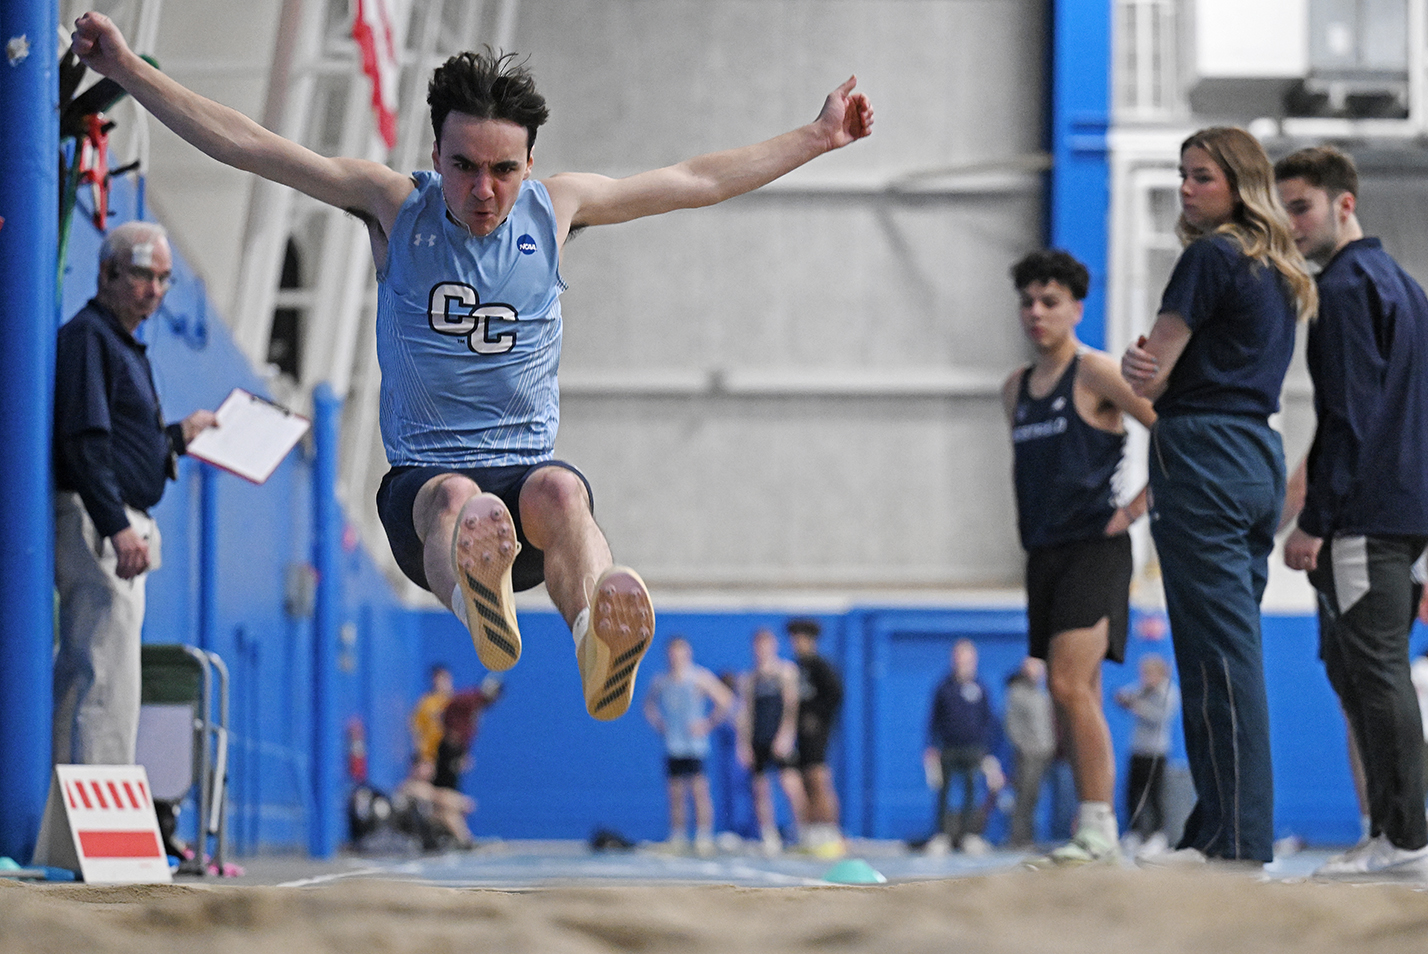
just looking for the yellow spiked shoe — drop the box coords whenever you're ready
[576,566,654,720]
[451,493,522,671]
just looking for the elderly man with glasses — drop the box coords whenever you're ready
[52,219,216,767]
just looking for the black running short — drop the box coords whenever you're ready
[666,756,704,779]
[751,740,794,775]
[376,461,593,593]
[796,727,831,769]
[1025,532,1131,664]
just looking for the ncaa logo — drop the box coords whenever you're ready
[517,234,538,255]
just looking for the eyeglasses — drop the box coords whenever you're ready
[123,266,173,289]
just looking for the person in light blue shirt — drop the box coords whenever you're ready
[643,636,733,854]
[1113,653,1179,848]
[73,11,873,722]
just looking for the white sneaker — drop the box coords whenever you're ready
[923,833,951,857]
[1316,836,1428,879]
[1138,846,1207,868]
[1371,842,1428,876]
[960,833,990,856]
[693,834,716,858]
[1313,836,1381,876]
[648,834,689,855]
[760,829,783,857]
[1135,831,1170,860]
[1026,827,1119,868]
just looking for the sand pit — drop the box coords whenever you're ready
[3,867,1428,954]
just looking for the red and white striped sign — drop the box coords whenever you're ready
[32,765,172,883]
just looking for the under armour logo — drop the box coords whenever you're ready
[413,233,437,247]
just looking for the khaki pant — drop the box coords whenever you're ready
[52,491,160,765]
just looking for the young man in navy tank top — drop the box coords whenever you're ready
[70,13,873,723]
[1001,251,1156,865]
[737,628,806,855]
[1276,146,1428,878]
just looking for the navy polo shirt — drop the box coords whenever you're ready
[1155,235,1298,419]
[1300,238,1428,538]
[54,300,183,538]
[926,675,997,751]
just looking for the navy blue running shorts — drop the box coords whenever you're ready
[376,460,593,594]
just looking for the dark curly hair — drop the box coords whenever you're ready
[428,49,550,152]
[1010,249,1090,300]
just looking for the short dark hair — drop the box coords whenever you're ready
[786,618,821,640]
[1273,145,1359,198]
[1010,249,1090,300]
[428,49,550,152]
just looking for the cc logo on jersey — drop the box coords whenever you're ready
[428,282,518,355]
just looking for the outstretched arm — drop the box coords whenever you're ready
[71,12,411,236]
[544,76,873,238]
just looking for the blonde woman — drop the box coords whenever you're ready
[1121,127,1315,866]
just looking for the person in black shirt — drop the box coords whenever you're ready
[788,618,845,857]
[1276,145,1428,878]
[53,221,216,766]
[736,628,804,855]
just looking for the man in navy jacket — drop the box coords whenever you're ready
[1277,146,1428,878]
[53,221,216,766]
[923,639,1001,851]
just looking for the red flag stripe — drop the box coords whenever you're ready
[90,781,108,809]
[78,830,164,859]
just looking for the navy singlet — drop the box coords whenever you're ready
[1011,354,1125,550]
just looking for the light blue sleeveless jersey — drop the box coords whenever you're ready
[650,667,716,759]
[377,173,566,467]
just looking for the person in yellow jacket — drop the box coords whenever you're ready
[410,664,453,765]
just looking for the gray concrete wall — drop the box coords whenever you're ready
[517,0,1047,590]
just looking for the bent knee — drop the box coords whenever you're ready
[519,467,591,522]
[412,474,480,541]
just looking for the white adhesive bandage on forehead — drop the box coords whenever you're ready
[130,243,154,268]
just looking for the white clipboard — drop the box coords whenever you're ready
[186,388,310,485]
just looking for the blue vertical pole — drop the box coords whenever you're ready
[1048,0,1112,349]
[837,612,866,838]
[198,464,218,651]
[0,0,59,863]
[309,383,342,858]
